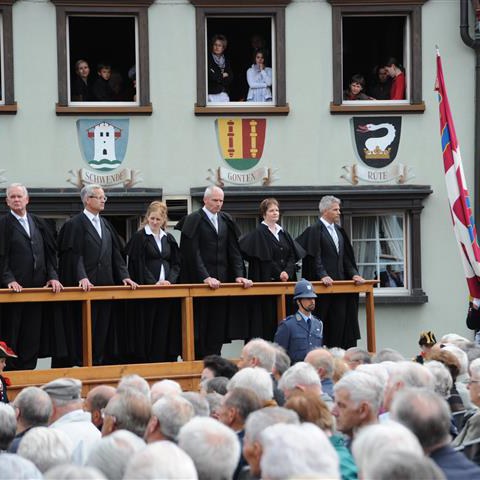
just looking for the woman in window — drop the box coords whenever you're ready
[239,198,305,340]
[71,59,94,102]
[208,34,233,103]
[384,57,406,100]
[124,201,181,363]
[246,49,273,102]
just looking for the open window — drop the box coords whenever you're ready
[190,0,290,115]
[328,0,427,114]
[52,0,154,115]
[0,1,15,113]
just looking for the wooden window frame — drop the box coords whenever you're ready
[190,0,291,116]
[327,0,429,115]
[51,0,154,116]
[0,0,16,114]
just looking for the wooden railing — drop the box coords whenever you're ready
[1,280,376,396]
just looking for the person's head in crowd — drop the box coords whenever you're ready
[150,379,182,404]
[260,423,340,480]
[343,347,371,369]
[238,338,275,372]
[382,361,434,412]
[355,363,389,392]
[203,186,224,215]
[97,62,112,81]
[332,371,383,439]
[351,421,423,477]
[83,385,116,430]
[86,429,145,479]
[145,394,194,443]
[383,57,404,77]
[362,450,446,480]
[329,347,345,358]
[12,386,52,441]
[332,356,349,383]
[418,330,437,358]
[211,34,228,57]
[466,344,480,364]
[391,388,451,454]
[376,66,389,84]
[0,403,16,450]
[228,367,274,405]
[124,440,198,480]
[0,453,42,480]
[441,344,469,377]
[140,200,168,232]
[178,417,240,480]
[271,343,290,381]
[252,49,268,70]
[6,183,29,217]
[201,376,229,395]
[424,360,453,398]
[181,391,210,417]
[74,59,90,82]
[243,407,299,478]
[218,387,262,432]
[284,390,334,433]
[206,392,224,420]
[439,333,469,346]
[41,377,83,424]
[305,348,334,381]
[427,348,461,383]
[80,184,105,214]
[371,347,405,363]
[44,465,107,480]
[101,390,151,438]
[278,361,322,400]
[468,358,480,407]
[117,374,150,399]
[201,354,238,381]
[18,426,73,473]
[346,74,366,97]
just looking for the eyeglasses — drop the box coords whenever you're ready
[468,379,480,385]
[89,196,108,201]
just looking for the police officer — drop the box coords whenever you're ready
[274,279,323,363]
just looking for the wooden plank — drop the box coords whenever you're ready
[182,296,195,361]
[82,300,93,367]
[276,294,286,323]
[365,290,376,353]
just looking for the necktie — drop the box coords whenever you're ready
[211,215,218,232]
[328,224,339,251]
[92,216,102,238]
[307,318,312,332]
[19,217,30,237]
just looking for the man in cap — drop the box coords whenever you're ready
[0,341,16,402]
[414,331,437,364]
[41,377,100,465]
[274,279,323,363]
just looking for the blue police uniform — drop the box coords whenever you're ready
[274,311,323,363]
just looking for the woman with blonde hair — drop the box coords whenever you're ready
[124,201,181,362]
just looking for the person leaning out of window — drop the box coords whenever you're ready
[208,34,233,103]
[343,74,373,101]
[383,57,406,100]
[246,49,272,102]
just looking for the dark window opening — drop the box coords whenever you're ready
[206,17,272,102]
[68,16,137,103]
[342,16,405,100]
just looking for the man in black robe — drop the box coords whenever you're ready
[296,195,365,349]
[176,186,252,359]
[56,184,136,366]
[0,183,64,370]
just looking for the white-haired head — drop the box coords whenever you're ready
[278,362,321,399]
[227,367,273,403]
[0,454,42,480]
[150,379,182,404]
[424,360,453,398]
[240,338,276,372]
[0,403,16,450]
[117,374,151,400]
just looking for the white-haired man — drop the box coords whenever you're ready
[177,186,251,358]
[296,195,365,349]
[228,367,274,406]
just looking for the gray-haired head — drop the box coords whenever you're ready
[0,403,16,450]
[41,377,82,406]
[124,440,198,480]
[18,426,73,473]
[13,386,53,430]
[203,376,229,395]
[206,392,224,419]
[150,379,182,404]
[272,343,291,378]
[244,406,299,444]
[181,392,210,417]
[6,183,28,197]
[442,344,469,376]
[344,347,371,368]
[355,363,389,391]
[352,421,423,476]
[260,423,340,480]
[0,454,42,480]
[178,417,240,480]
[470,357,480,378]
[117,374,151,401]
[390,388,451,452]
[242,338,276,372]
[86,429,146,479]
[80,184,103,204]
[424,360,453,398]
[371,348,405,363]
[44,465,107,480]
[203,185,223,200]
[227,367,273,403]
[279,362,321,398]
[319,195,341,214]
[151,394,195,441]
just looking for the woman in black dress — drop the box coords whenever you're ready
[240,198,305,340]
[71,59,94,101]
[125,201,181,362]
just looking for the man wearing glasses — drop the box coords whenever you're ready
[57,184,136,366]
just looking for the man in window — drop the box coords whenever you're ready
[296,195,365,349]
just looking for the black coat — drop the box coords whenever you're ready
[208,54,233,95]
[296,220,360,349]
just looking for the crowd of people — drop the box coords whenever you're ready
[1,333,480,479]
